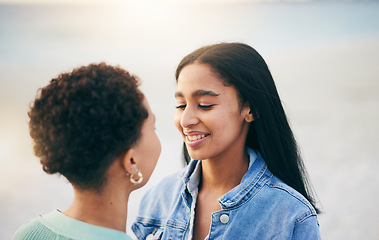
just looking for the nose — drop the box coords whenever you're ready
[180,105,199,128]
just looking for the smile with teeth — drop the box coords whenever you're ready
[186,134,210,141]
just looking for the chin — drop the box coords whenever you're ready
[187,150,208,161]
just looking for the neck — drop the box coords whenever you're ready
[200,148,249,195]
[64,184,130,233]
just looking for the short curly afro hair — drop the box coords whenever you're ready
[29,62,148,191]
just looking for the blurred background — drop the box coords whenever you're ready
[1,0,378,239]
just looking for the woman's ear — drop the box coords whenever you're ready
[121,149,138,174]
[121,148,144,185]
[242,102,254,122]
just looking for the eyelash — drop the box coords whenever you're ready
[175,104,215,110]
[175,105,186,110]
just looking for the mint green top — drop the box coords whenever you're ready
[12,210,133,240]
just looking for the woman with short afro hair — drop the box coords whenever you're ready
[12,62,161,240]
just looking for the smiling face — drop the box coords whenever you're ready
[174,63,251,162]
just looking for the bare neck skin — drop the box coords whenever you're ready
[200,147,250,197]
[193,147,250,240]
[64,160,132,233]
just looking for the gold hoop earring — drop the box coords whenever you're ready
[129,169,143,185]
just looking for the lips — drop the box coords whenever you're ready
[184,131,210,148]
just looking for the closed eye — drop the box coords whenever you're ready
[176,105,186,110]
[176,104,215,110]
[199,104,215,110]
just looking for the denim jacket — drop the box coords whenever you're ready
[132,148,321,240]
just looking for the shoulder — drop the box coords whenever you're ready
[147,170,184,193]
[132,165,193,239]
[12,216,56,240]
[263,174,317,223]
[139,169,186,215]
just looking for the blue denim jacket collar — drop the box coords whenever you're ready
[132,147,321,239]
[180,148,263,209]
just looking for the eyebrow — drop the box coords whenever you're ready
[175,90,220,98]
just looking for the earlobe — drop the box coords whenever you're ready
[121,149,135,174]
[243,103,254,122]
[245,114,254,122]
[121,149,144,185]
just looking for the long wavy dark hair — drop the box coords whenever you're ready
[175,42,319,213]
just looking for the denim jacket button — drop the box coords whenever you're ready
[220,214,229,224]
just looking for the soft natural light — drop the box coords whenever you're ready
[0,136,15,163]
[0,0,279,4]
[0,0,122,4]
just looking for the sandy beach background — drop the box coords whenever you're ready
[0,1,378,239]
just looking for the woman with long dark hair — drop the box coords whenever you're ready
[132,43,320,239]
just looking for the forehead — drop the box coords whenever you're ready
[176,63,227,94]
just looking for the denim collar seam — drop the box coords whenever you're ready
[135,216,167,227]
[221,170,271,209]
[219,161,270,208]
[181,186,193,209]
[295,211,318,224]
[265,181,317,218]
[166,219,188,229]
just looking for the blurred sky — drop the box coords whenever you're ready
[0,0,277,4]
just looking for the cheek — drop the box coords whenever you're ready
[215,111,244,133]
[149,132,161,154]
[144,134,161,175]
[154,134,162,158]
